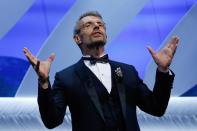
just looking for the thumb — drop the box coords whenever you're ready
[47,53,55,63]
[146,45,156,58]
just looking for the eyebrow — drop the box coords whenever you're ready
[84,21,104,24]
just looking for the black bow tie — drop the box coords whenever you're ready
[82,54,109,65]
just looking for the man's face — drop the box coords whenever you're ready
[75,16,107,48]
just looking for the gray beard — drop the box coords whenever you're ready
[86,41,106,49]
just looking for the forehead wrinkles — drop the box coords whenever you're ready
[80,16,103,25]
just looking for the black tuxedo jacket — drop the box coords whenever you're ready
[38,59,174,131]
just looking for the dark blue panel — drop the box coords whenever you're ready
[0,56,29,97]
[181,84,197,96]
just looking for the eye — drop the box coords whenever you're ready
[84,23,91,28]
[97,22,105,28]
[83,22,92,28]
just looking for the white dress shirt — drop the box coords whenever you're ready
[84,59,112,94]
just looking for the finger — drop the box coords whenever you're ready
[171,36,179,49]
[169,36,179,55]
[147,46,156,58]
[47,53,55,63]
[23,47,37,66]
[167,36,179,48]
[23,47,33,57]
[166,36,175,48]
[23,47,31,59]
[147,46,161,65]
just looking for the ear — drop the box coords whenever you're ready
[73,34,82,45]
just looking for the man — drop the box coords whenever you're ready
[23,11,179,131]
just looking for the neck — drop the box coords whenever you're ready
[83,46,105,58]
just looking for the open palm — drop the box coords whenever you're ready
[147,36,179,71]
[23,47,55,79]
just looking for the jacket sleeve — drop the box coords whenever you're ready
[135,68,174,117]
[37,72,67,129]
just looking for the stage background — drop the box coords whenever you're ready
[0,0,197,130]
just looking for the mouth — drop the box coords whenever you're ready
[91,31,103,37]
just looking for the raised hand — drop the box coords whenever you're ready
[147,36,179,72]
[23,47,55,80]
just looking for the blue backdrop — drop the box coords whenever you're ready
[0,0,196,97]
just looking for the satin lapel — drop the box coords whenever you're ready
[110,61,127,120]
[74,59,105,122]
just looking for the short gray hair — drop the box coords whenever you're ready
[73,11,103,36]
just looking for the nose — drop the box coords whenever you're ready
[93,23,100,29]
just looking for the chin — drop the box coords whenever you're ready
[87,40,106,49]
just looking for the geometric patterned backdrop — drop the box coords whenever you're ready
[0,0,197,97]
[1,1,197,131]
